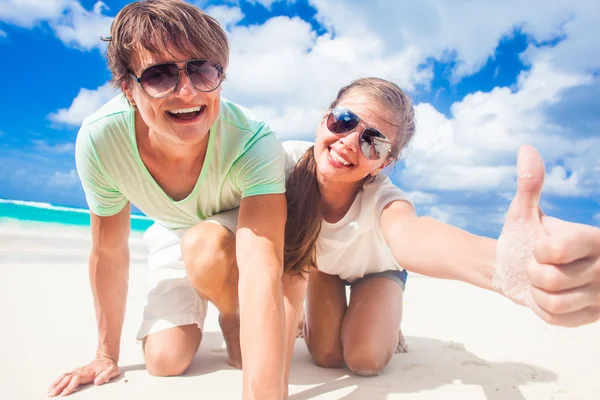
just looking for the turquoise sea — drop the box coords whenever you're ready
[0,198,153,232]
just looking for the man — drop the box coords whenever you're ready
[48,1,287,398]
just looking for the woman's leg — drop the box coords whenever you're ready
[303,268,348,368]
[341,276,404,376]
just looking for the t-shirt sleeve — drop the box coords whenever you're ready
[75,125,128,216]
[374,177,416,218]
[231,126,286,198]
[282,140,314,179]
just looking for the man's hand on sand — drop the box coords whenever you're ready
[495,145,600,327]
[48,356,119,397]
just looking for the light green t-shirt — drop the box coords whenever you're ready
[75,94,285,230]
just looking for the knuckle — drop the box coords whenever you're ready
[538,269,563,292]
[547,240,569,264]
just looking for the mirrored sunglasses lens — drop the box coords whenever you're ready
[187,60,222,91]
[360,129,391,160]
[140,64,179,97]
[328,108,359,134]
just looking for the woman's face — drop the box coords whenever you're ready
[314,92,399,185]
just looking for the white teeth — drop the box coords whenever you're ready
[330,148,351,166]
[169,106,202,114]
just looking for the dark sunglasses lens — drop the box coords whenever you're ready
[140,63,179,97]
[187,60,222,92]
[360,129,391,160]
[328,108,360,134]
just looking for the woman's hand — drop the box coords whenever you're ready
[495,145,600,327]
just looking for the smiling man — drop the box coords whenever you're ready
[48,1,287,399]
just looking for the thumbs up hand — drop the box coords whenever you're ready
[494,145,600,327]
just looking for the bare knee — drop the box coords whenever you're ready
[343,345,392,376]
[307,343,345,369]
[145,343,195,377]
[181,223,235,296]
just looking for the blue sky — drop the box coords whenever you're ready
[0,0,598,237]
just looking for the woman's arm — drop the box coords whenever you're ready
[380,201,497,291]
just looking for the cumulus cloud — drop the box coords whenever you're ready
[50,1,113,51]
[32,140,75,154]
[206,5,244,31]
[0,0,71,28]
[48,169,79,188]
[398,60,598,196]
[48,83,118,126]
[310,0,600,80]
[0,0,112,50]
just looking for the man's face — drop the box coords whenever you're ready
[122,46,222,147]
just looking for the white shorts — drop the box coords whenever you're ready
[136,208,239,340]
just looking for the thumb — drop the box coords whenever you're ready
[508,145,545,220]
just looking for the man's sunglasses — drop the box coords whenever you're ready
[128,59,224,98]
[326,106,392,160]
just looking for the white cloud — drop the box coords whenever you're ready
[405,191,438,205]
[0,0,71,28]
[0,1,112,50]
[48,169,79,188]
[398,60,598,195]
[48,83,118,126]
[221,13,431,140]
[594,213,600,222]
[206,5,244,31]
[543,165,584,197]
[50,1,113,51]
[32,140,75,154]
[0,28,6,38]
[309,0,600,81]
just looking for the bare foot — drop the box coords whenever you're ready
[395,328,409,353]
[219,313,243,369]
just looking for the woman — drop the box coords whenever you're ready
[281,77,600,382]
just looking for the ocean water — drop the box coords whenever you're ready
[0,198,153,232]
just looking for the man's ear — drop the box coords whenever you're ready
[121,81,135,106]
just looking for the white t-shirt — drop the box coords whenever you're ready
[283,140,415,282]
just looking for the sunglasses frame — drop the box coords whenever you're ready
[326,106,392,160]
[128,59,224,98]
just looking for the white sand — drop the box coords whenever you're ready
[0,220,598,399]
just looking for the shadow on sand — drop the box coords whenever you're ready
[288,336,557,400]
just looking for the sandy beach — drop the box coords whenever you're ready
[0,220,598,400]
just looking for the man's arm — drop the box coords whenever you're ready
[237,193,287,400]
[48,204,131,397]
[380,200,497,291]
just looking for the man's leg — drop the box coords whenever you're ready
[182,221,242,368]
[144,324,202,376]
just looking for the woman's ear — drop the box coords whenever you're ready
[370,157,393,177]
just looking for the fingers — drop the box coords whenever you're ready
[509,145,546,219]
[59,375,81,397]
[537,216,600,265]
[530,299,600,327]
[48,375,71,397]
[526,258,596,292]
[94,364,120,386]
[530,284,599,315]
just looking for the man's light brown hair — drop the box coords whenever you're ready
[106,0,229,88]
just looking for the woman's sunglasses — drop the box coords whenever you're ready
[128,59,224,98]
[326,106,392,160]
